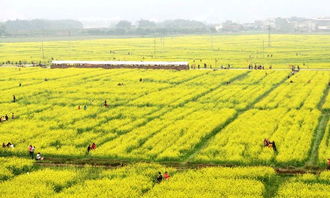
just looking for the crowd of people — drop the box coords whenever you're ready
[248,64,270,70]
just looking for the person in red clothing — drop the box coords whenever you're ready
[263,138,270,147]
[91,143,96,150]
[163,171,170,180]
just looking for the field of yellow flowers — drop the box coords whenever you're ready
[1,34,330,68]
[0,67,330,168]
[2,157,330,197]
[0,66,330,197]
[0,67,329,167]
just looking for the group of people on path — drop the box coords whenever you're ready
[248,64,269,70]
[0,113,15,122]
[2,142,14,148]
[156,171,170,183]
[291,65,300,72]
[28,145,44,160]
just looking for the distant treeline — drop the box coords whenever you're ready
[0,19,215,37]
[0,19,83,36]
[99,19,215,35]
[1,17,330,37]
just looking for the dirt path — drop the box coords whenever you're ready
[30,155,324,176]
[305,85,330,167]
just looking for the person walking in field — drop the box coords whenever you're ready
[271,141,277,152]
[263,138,270,147]
[156,172,163,183]
[104,100,108,107]
[28,145,35,159]
[87,145,91,154]
[91,143,96,150]
[12,95,16,103]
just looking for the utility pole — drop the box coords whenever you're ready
[210,34,214,51]
[41,40,45,60]
[262,40,265,58]
[161,34,164,48]
[41,29,45,61]
[68,31,71,59]
[153,37,156,58]
[268,25,271,47]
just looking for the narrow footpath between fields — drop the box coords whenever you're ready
[305,85,330,167]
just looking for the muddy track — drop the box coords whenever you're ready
[31,156,324,175]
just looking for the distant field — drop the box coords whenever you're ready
[0,67,329,167]
[0,34,330,68]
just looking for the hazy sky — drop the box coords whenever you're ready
[1,0,329,23]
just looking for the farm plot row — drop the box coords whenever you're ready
[2,157,330,197]
[0,157,274,198]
